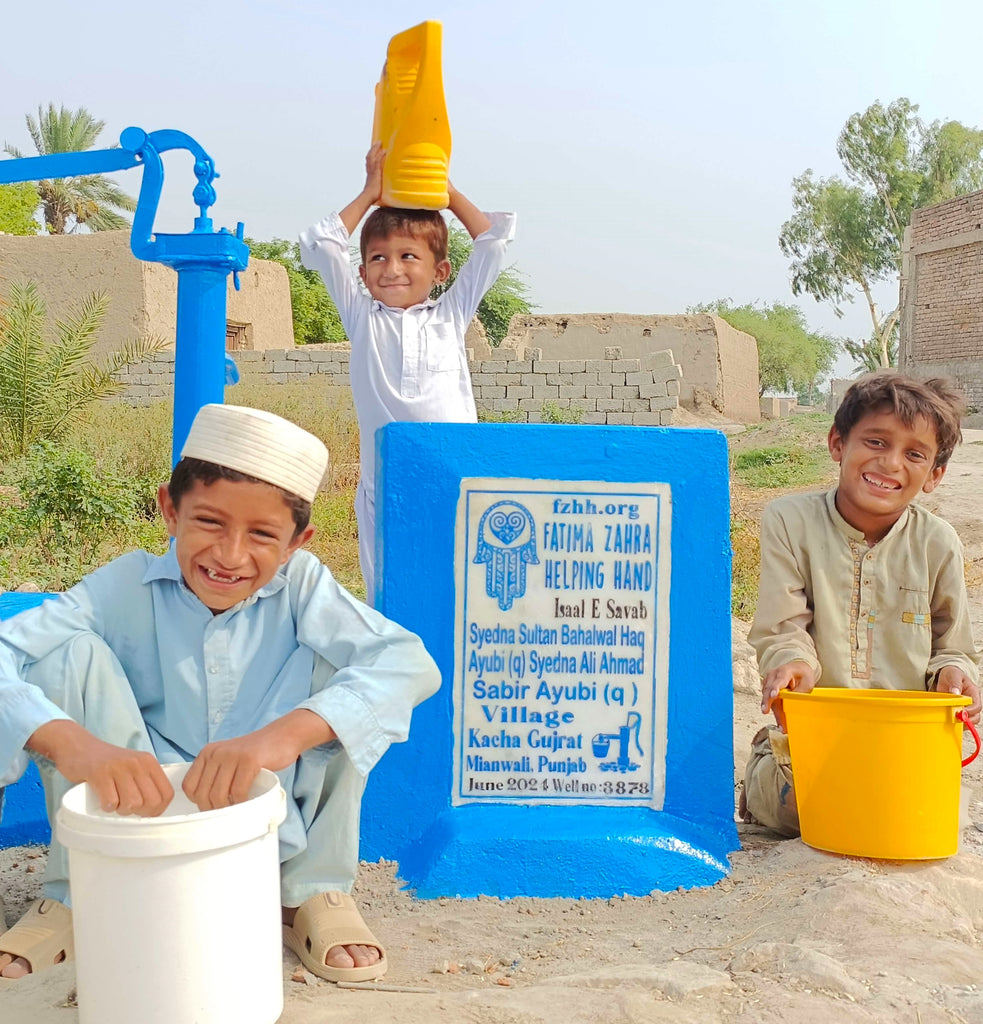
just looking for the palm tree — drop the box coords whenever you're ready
[0,281,167,458]
[3,104,136,234]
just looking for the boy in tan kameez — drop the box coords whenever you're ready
[742,371,981,834]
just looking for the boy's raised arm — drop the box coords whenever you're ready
[447,181,492,240]
[338,142,385,236]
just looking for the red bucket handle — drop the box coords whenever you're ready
[958,710,981,768]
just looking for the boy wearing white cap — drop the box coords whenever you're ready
[0,404,440,984]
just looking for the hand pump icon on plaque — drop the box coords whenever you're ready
[592,712,643,772]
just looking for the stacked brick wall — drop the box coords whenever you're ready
[902,190,983,410]
[113,345,682,425]
[470,346,681,424]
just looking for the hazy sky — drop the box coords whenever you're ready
[3,0,983,377]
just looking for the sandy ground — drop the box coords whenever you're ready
[5,430,983,1024]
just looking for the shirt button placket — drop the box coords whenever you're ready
[204,627,224,737]
[408,320,425,397]
[857,562,873,668]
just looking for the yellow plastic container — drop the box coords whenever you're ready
[372,20,452,210]
[783,688,979,860]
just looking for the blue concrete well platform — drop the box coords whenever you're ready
[0,592,56,847]
[362,422,738,898]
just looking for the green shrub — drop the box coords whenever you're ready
[477,407,526,423]
[15,442,137,541]
[0,441,167,588]
[0,384,362,592]
[541,401,584,424]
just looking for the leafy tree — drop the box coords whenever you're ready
[435,224,533,343]
[0,182,40,235]
[780,98,983,368]
[690,299,838,396]
[3,104,137,233]
[246,238,345,344]
[843,332,899,376]
[0,281,167,457]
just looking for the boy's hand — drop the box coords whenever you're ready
[29,719,173,816]
[182,733,293,810]
[339,144,386,235]
[761,660,817,732]
[363,142,385,206]
[183,710,336,810]
[934,666,982,724]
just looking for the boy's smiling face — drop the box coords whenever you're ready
[828,408,946,541]
[157,477,314,613]
[358,231,451,309]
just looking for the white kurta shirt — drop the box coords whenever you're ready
[299,211,516,503]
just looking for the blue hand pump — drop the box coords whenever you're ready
[0,128,249,464]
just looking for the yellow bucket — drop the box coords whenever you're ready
[371,20,452,210]
[782,688,980,860]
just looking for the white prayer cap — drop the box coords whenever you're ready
[181,404,328,503]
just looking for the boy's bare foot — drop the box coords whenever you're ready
[0,899,73,979]
[282,892,387,981]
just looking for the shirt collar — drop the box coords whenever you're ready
[825,488,910,543]
[372,298,437,313]
[142,545,184,584]
[141,545,291,608]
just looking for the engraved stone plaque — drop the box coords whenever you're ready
[453,478,671,808]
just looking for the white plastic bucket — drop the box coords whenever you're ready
[56,762,287,1024]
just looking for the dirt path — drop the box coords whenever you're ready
[5,430,983,1024]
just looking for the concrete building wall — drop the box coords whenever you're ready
[500,313,759,422]
[901,190,983,410]
[715,317,762,424]
[142,262,175,346]
[826,377,853,414]
[0,230,294,357]
[0,231,146,358]
[142,259,293,351]
[228,261,294,350]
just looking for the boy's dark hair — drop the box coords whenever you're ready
[168,458,312,536]
[359,207,449,265]
[833,370,965,468]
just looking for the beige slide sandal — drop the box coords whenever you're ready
[283,891,388,982]
[0,898,74,982]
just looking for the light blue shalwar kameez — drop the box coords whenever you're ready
[0,547,440,906]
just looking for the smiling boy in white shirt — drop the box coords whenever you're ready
[300,143,516,603]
